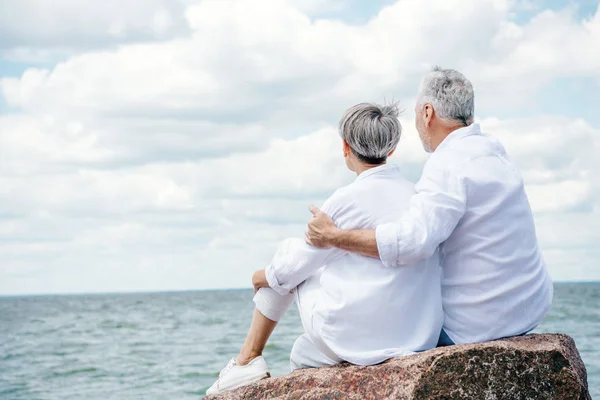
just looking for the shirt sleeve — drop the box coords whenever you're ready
[376,165,467,267]
[265,192,348,295]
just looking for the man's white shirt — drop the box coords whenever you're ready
[265,164,444,365]
[376,123,554,344]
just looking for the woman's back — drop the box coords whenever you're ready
[314,164,443,365]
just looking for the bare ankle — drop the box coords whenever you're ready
[237,351,261,366]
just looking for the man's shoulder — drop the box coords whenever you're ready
[426,134,509,174]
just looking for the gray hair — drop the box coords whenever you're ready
[416,66,474,126]
[339,102,401,164]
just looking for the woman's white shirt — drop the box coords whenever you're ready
[265,164,444,365]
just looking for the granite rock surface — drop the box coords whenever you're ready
[205,333,590,400]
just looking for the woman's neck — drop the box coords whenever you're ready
[354,161,385,176]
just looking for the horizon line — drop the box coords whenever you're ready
[1,281,599,299]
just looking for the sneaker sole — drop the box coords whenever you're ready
[207,372,271,395]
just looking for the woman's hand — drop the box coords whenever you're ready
[252,269,269,293]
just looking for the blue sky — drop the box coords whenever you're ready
[1,0,599,295]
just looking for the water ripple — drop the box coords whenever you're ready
[0,284,598,399]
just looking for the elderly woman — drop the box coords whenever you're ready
[206,103,443,395]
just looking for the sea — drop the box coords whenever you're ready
[1,283,598,399]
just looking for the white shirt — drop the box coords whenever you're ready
[265,164,444,365]
[376,124,554,344]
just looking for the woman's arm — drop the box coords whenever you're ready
[252,269,269,292]
[265,238,346,295]
[265,192,349,296]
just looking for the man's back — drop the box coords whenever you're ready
[424,125,554,344]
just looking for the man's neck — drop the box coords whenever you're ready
[430,123,470,152]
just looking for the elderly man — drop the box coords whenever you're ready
[206,102,443,395]
[306,67,554,346]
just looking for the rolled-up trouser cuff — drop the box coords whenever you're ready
[253,287,295,322]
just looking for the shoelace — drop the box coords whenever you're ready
[215,358,237,388]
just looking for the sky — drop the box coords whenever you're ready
[0,0,599,295]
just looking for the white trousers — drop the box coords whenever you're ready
[253,273,342,371]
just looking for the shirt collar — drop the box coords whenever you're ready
[355,163,399,181]
[435,123,481,152]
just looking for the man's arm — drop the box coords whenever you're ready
[307,169,467,267]
[306,205,379,258]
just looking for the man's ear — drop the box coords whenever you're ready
[424,104,434,126]
[387,147,396,157]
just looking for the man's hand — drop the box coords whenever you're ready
[252,269,269,293]
[306,204,339,248]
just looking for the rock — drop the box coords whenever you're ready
[205,333,590,400]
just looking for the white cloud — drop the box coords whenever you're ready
[525,180,592,213]
[3,0,598,121]
[0,0,514,116]
[2,112,599,294]
[0,0,190,53]
[1,0,599,294]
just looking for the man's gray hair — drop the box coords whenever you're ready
[339,102,401,164]
[417,66,474,126]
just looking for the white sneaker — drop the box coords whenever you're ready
[206,356,270,395]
